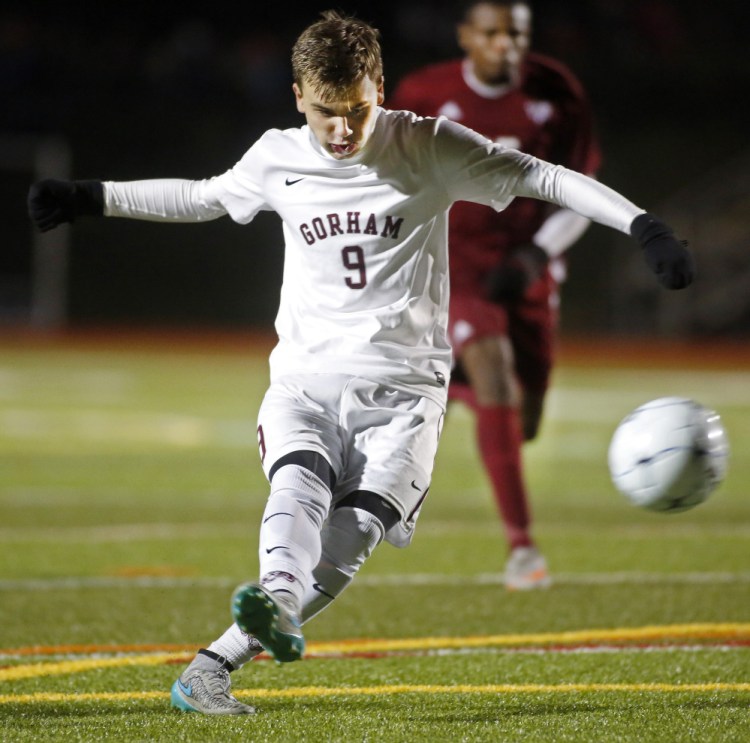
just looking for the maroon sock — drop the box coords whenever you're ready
[475,404,533,550]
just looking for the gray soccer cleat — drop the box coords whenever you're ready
[504,546,552,591]
[170,649,255,715]
[231,582,305,663]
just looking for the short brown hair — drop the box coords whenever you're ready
[291,10,383,101]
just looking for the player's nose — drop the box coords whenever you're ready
[492,32,513,52]
[332,116,353,138]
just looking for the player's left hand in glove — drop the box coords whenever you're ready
[631,212,694,290]
[27,179,104,232]
[486,242,549,303]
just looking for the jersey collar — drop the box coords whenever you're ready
[462,59,513,100]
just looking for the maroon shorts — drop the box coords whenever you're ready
[448,271,558,395]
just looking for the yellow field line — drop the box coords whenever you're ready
[1,683,750,706]
[2,643,198,657]
[306,623,750,655]
[238,683,750,697]
[2,623,749,683]
[0,654,179,682]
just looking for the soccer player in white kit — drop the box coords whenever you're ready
[28,10,693,715]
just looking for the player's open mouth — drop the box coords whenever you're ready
[330,142,358,156]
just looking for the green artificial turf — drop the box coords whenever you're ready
[1,336,748,741]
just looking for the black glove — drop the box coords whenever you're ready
[631,212,694,290]
[486,242,549,303]
[27,179,104,232]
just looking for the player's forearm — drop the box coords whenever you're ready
[532,209,591,258]
[514,161,642,235]
[104,179,227,222]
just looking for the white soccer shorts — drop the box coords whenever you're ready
[256,373,444,546]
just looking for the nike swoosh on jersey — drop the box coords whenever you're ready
[285,177,304,186]
[410,480,421,491]
[265,545,287,554]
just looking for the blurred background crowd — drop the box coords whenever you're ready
[2,1,749,337]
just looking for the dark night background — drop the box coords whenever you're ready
[2,1,749,338]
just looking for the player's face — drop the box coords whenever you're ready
[294,75,385,160]
[458,2,531,86]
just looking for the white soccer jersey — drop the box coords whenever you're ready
[104,108,642,405]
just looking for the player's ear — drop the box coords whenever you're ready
[293,83,305,113]
[376,76,385,105]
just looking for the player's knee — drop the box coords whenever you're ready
[322,506,387,573]
[335,490,399,530]
[462,336,519,405]
[269,450,336,490]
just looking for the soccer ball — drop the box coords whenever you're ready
[607,397,729,513]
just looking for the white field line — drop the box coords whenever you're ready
[2,520,750,544]
[544,377,750,423]
[0,522,252,543]
[3,368,749,447]
[0,409,254,448]
[1,571,750,592]
[0,367,134,403]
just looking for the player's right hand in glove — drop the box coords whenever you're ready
[27,179,104,232]
[486,242,549,303]
[631,212,694,290]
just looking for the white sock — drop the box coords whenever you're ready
[207,623,264,670]
[209,506,383,669]
[259,464,331,607]
[301,506,385,623]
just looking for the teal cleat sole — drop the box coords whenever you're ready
[231,583,305,663]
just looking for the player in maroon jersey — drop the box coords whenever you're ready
[388,1,602,589]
